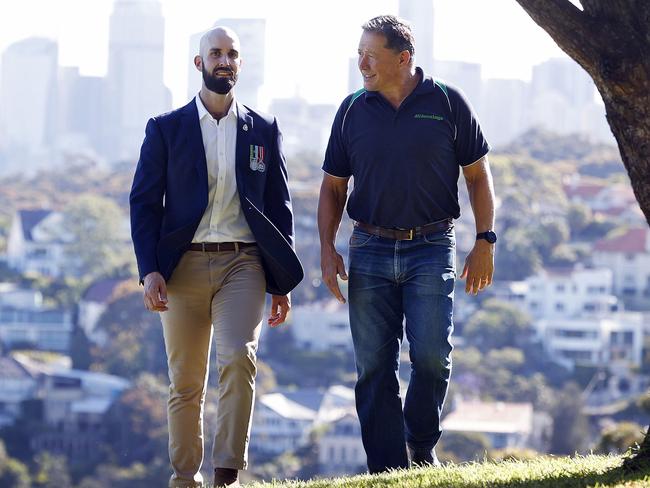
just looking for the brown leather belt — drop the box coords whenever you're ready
[189,242,257,252]
[355,219,453,241]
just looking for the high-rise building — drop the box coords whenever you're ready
[482,78,530,147]
[269,97,336,156]
[434,60,483,113]
[187,19,266,108]
[105,0,171,162]
[531,57,594,107]
[0,37,58,150]
[530,58,599,139]
[57,67,104,155]
[398,0,434,74]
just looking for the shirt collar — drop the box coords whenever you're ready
[413,67,437,95]
[363,67,436,101]
[195,93,237,121]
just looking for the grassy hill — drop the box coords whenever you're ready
[246,455,650,488]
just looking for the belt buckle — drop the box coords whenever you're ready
[405,229,414,241]
[201,242,206,252]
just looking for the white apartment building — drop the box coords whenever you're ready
[525,267,618,320]
[0,296,73,352]
[0,284,73,352]
[535,312,644,369]
[0,283,43,309]
[289,300,353,352]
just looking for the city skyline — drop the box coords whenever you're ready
[1,0,570,109]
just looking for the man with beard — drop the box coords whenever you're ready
[318,16,495,473]
[130,27,303,488]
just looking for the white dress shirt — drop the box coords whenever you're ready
[192,94,255,243]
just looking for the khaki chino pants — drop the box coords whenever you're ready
[160,247,266,488]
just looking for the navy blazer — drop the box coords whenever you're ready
[129,98,304,295]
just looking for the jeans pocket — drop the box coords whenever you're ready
[423,227,455,246]
[349,230,374,248]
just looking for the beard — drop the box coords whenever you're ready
[202,64,237,95]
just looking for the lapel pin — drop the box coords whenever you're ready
[243,123,249,131]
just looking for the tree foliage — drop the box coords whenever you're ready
[63,193,132,280]
[463,299,534,351]
[596,421,645,455]
[104,374,168,465]
[549,383,590,455]
[91,290,167,378]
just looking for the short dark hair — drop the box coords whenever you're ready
[362,15,415,57]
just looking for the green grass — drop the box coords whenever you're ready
[245,455,650,488]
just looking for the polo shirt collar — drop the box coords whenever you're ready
[413,67,437,95]
[363,66,436,101]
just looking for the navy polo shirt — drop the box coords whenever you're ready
[322,67,490,229]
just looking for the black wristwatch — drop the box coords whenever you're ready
[476,230,497,244]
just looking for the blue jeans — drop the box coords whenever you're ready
[348,226,456,473]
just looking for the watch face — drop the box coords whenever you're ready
[486,231,497,244]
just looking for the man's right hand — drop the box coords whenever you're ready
[320,246,348,304]
[143,272,168,312]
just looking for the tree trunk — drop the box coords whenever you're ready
[514,0,650,466]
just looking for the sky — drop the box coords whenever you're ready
[0,0,570,108]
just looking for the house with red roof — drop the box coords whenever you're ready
[592,227,650,310]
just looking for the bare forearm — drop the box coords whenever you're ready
[466,168,495,233]
[318,180,347,251]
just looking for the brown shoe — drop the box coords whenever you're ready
[213,467,239,487]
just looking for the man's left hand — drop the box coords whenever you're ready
[268,294,291,327]
[460,240,495,295]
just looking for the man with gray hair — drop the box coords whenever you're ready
[318,15,496,473]
[130,27,302,487]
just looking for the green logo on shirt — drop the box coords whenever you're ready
[414,113,444,121]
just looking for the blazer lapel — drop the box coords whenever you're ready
[235,101,254,195]
[180,98,209,191]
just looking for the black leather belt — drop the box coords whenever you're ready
[355,219,453,241]
[189,242,256,252]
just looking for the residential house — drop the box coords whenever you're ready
[251,390,319,456]
[0,308,73,352]
[317,411,365,475]
[6,209,72,278]
[0,282,43,309]
[11,352,130,461]
[525,266,619,320]
[0,356,37,426]
[592,227,650,310]
[563,177,638,218]
[0,285,73,352]
[77,278,128,345]
[312,385,364,473]
[535,312,644,370]
[289,300,353,352]
[441,400,552,451]
[251,385,366,477]
[563,177,607,208]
